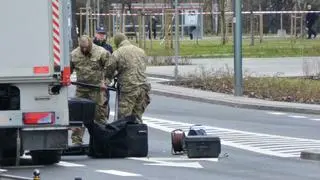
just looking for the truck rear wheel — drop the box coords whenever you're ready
[31,150,62,165]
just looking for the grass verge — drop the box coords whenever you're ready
[165,67,320,104]
[109,38,320,58]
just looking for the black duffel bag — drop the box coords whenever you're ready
[86,115,148,158]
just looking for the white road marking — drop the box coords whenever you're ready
[0,169,7,172]
[129,157,204,169]
[137,115,320,158]
[128,157,218,162]
[147,77,171,81]
[288,115,307,119]
[56,161,86,167]
[267,112,287,115]
[144,161,203,169]
[112,111,320,158]
[21,154,85,167]
[265,111,320,121]
[266,112,320,122]
[96,170,142,177]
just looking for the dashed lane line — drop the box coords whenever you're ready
[266,111,320,121]
[96,170,142,177]
[56,161,86,167]
[288,115,307,119]
[21,155,86,168]
[266,112,287,115]
[138,115,320,158]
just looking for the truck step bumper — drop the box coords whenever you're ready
[21,127,68,151]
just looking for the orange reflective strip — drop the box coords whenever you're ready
[33,66,49,74]
[62,66,71,86]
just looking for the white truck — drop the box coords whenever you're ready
[0,0,73,165]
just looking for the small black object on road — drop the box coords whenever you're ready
[171,125,221,158]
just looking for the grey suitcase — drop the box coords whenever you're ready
[184,136,221,158]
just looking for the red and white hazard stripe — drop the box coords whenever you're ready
[52,0,61,67]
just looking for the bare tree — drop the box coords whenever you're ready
[219,0,227,45]
[249,0,254,46]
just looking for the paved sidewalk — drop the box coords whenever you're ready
[147,56,320,78]
[147,57,320,114]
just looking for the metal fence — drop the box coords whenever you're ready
[75,10,320,40]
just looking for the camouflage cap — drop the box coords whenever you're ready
[114,33,127,48]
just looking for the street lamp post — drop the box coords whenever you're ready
[174,0,179,80]
[234,0,243,96]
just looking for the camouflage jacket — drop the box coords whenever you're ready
[105,40,150,92]
[71,44,110,88]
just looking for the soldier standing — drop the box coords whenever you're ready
[104,33,151,123]
[70,35,111,145]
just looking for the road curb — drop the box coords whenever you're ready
[300,150,320,161]
[150,89,320,115]
[146,73,177,80]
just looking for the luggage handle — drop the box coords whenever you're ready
[107,124,120,131]
[137,130,147,135]
[71,81,117,92]
[70,80,120,121]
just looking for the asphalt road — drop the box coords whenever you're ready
[1,83,320,180]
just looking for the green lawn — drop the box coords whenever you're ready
[109,38,320,58]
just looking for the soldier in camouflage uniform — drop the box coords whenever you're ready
[70,35,111,145]
[104,33,151,123]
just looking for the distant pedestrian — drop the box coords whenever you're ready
[306,4,318,39]
[148,16,158,39]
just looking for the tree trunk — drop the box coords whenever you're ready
[71,0,79,48]
[103,0,111,38]
[220,0,226,45]
[250,0,254,46]
[127,1,139,43]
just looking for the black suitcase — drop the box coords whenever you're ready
[68,97,96,126]
[184,136,221,158]
[65,81,149,158]
[88,121,148,158]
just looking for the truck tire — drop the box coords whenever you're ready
[0,149,16,166]
[31,150,62,165]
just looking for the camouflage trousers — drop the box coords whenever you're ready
[71,88,109,145]
[117,85,151,123]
